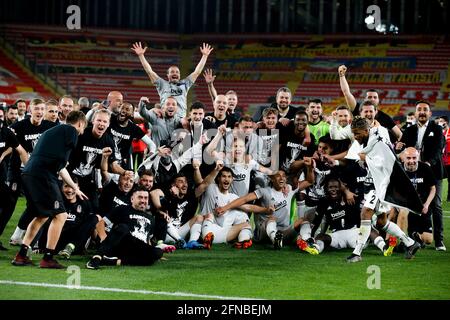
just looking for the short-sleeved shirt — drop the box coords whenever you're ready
[22,124,79,178]
[108,115,145,170]
[106,205,155,244]
[256,124,283,166]
[308,119,330,145]
[98,180,131,216]
[314,198,360,233]
[405,162,437,202]
[279,124,316,173]
[254,185,298,229]
[200,184,239,216]
[160,190,198,228]
[68,127,116,179]
[155,77,194,117]
[63,198,94,231]
[225,159,260,197]
[205,112,237,129]
[305,161,339,205]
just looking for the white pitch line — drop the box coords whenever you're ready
[0,280,262,300]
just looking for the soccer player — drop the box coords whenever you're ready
[346,117,421,262]
[216,169,313,250]
[131,41,213,117]
[150,173,205,249]
[86,186,164,270]
[11,111,88,269]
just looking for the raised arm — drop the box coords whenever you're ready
[188,43,214,83]
[203,68,218,104]
[338,65,357,112]
[131,42,160,84]
[194,161,224,198]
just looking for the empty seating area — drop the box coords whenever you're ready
[1,25,449,116]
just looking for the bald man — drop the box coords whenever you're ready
[204,94,237,129]
[86,91,124,123]
[396,147,437,248]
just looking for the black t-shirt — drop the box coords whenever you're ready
[98,180,131,216]
[106,205,155,244]
[22,124,78,178]
[108,115,145,170]
[405,162,437,202]
[159,190,198,227]
[305,161,339,205]
[63,198,93,230]
[279,123,316,172]
[9,118,57,179]
[205,112,237,129]
[256,123,284,166]
[0,125,19,182]
[314,198,360,233]
[68,127,116,179]
[338,160,367,199]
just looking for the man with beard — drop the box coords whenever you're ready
[397,101,446,251]
[98,171,135,217]
[86,187,164,270]
[281,110,316,177]
[216,170,311,250]
[253,87,298,127]
[68,109,132,213]
[359,100,391,142]
[138,96,181,147]
[307,99,330,145]
[131,42,213,117]
[5,105,19,126]
[108,101,155,171]
[346,117,421,263]
[338,65,402,142]
[8,99,57,246]
[205,94,237,129]
[14,99,27,121]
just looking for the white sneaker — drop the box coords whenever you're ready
[436,244,447,251]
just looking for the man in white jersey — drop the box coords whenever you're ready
[216,169,313,249]
[200,166,272,249]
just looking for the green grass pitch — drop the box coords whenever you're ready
[1,183,449,300]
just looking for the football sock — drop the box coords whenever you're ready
[18,244,29,257]
[374,236,386,252]
[11,227,25,240]
[166,222,181,241]
[43,248,56,261]
[316,240,325,253]
[382,222,414,247]
[299,222,312,240]
[188,223,202,242]
[238,228,252,242]
[201,219,213,238]
[352,220,371,256]
[266,221,277,243]
[296,201,306,218]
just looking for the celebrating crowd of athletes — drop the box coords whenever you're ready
[0,42,447,270]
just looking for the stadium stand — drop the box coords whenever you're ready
[1,25,449,117]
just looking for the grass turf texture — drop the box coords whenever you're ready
[1,183,450,300]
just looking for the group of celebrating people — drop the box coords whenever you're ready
[0,42,446,270]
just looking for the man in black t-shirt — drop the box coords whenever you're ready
[338,65,402,142]
[400,147,437,247]
[150,173,204,249]
[108,102,155,171]
[0,122,28,250]
[68,109,132,212]
[8,99,57,246]
[86,186,164,270]
[12,111,88,269]
[204,94,237,129]
[98,171,134,217]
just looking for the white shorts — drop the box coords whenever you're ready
[363,190,391,214]
[202,223,231,244]
[215,209,249,227]
[330,228,359,249]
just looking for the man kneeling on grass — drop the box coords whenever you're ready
[86,186,168,270]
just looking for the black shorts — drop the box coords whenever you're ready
[21,174,66,218]
[408,212,433,234]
